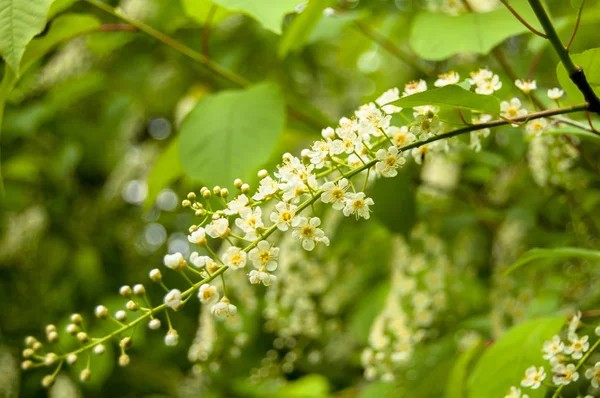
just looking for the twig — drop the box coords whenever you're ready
[202,4,218,59]
[499,0,548,38]
[566,0,584,50]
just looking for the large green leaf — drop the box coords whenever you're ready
[0,0,54,74]
[467,317,565,398]
[275,374,329,398]
[370,170,416,236]
[278,0,333,57]
[47,0,79,19]
[210,0,301,34]
[556,48,600,103]
[180,0,231,26]
[445,343,484,398]
[179,83,285,189]
[504,247,600,275]
[145,137,185,209]
[393,85,500,114]
[409,0,542,61]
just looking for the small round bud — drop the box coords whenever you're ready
[45,324,57,334]
[213,186,221,196]
[595,326,600,336]
[241,183,250,193]
[257,169,268,179]
[33,342,42,351]
[21,360,34,370]
[165,329,179,346]
[149,268,162,282]
[126,300,139,312]
[133,284,145,296]
[119,285,132,298]
[211,213,220,221]
[187,192,197,200]
[95,305,108,319]
[149,318,161,330]
[25,336,36,347]
[47,331,58,343]
[80,368,92,382]
[120,337,132,350]
[44,353,58,366]
[201,188,211,199]
[115,310,127,322]
[93,344,105,355]
[70,313,83,324]
[66,324,79,335]
[118,354,130,367]
[22,348,34,359]
[77,332,89,343]
[220,188,229,198]
[42,375,55,388]
[234,179,243,188]
[182,199,191,208]
[66,354,78,365]
[195,209,205,217]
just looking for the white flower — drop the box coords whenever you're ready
[163,252,186,271]
[585,361,600,388]
[469,68,502,95]
[376,146,405,177]
[320,178,350,210]
[403,79,427,96]
[306,140,331,169]
[235,206,263,240]
[412,292,432,309]
[211,297,237,319]
[355,103,390,139]
[504,386,528,398]
[343,192,374,220]
[278,174,308,203]
[434,71,460,87]
[388,125,416,147]
[205,218,230,239]
[376,87,400,106]
[188,228,206,245]
[248,240,279,271]
[564,333,589,359]
[336,116,357,137]
[468,68,494,85]
[525,118,549,136]
[164,329,179,346]
[547,88,564,100]
[198,284,218,303]
[224,194,249,215]
[164,289,182,309]
[568,311,582,334]
[292,216,330,251]
[542,335,564,360]
[222,246,247,270]
[515,79,537,94]
[501,98,528,126]
[252,176,279,201]
[270,201,297,231]
[552,363,579,385]
[248,269,277,286]
[411,145,430,165]
[520,366,546,389]
[410,112,441,139]
[189,252,212,269]
[321,127,335,139]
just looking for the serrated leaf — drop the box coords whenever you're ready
[211,0,302,34]
[180,0,231,26]
[504,247,600,275]
[0,0,54,74]
[393,85,500,114]
[409,0,542,61]
[556,47,600,103]
[179,83,285,189]
[467,317,565,398]
[278,0,333,57]
[145,137,185,209]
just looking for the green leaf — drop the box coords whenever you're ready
[409,0,542,61]
[47,0,79,19]
[371,170,416,236]
[556,48,600,103]
[467,317,565,398]
[504,247,600,275]
[0,0,54,74]
[145,137,185,209]
[445,343,484,398]
[349,281,389,344]
[571,0,584,8]
[393,85,500,114]
[179,83,285,189]
[278,0,333,57]
[180,0,231,26]
[21,13,101,73]
[210,0,302,34]
[275,374,329,398]
[541,126,600,143]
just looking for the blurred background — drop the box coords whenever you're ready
[2,0,600,397]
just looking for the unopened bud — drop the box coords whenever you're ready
[77,332,89,343]
[234,179,243,188]
[119,354,130,367]
[241,184,250,193]
[70,313,83,324]
[119,285,132,298]
[133,284,145,296]
[42,375,55,388]
[126,301,139,311]
[80,368,92,382]
[95,305,109,319]
[149,268,162,282]
[258,169,268,179]
[115,310,127,322]
[220,188,229,198]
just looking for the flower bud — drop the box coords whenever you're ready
[120,337,132,349]
[126,300,139,311]
[213,186,221,196]
[115,310,127,322]
[182,199,191,207]
[165,329,179,346]
[22,348,34,359]
[93,344,105,355]
[118,354,130,367]
[201,188,211,199]
[42,375,55,388]
[133,284,145,296]
[258,169,268,179]
[77,332,89,343]
[187,192,196,200]
[44,353,58,366]
[149,319,161,330]
[66,324,79,335]
[45,324,56,334]
[21,360,33,370]
[119,285,132,298]
[241,184,250,193]
[33,342,42,351]
[47,331,59,343]
[234,179,243,188]
[95,305,109,319]
[149,268,162,282]
[80,368,92,382]
[220,188,229,198]
[70,313,83,324]
[25,336,36,347]
[66,354,78,365]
